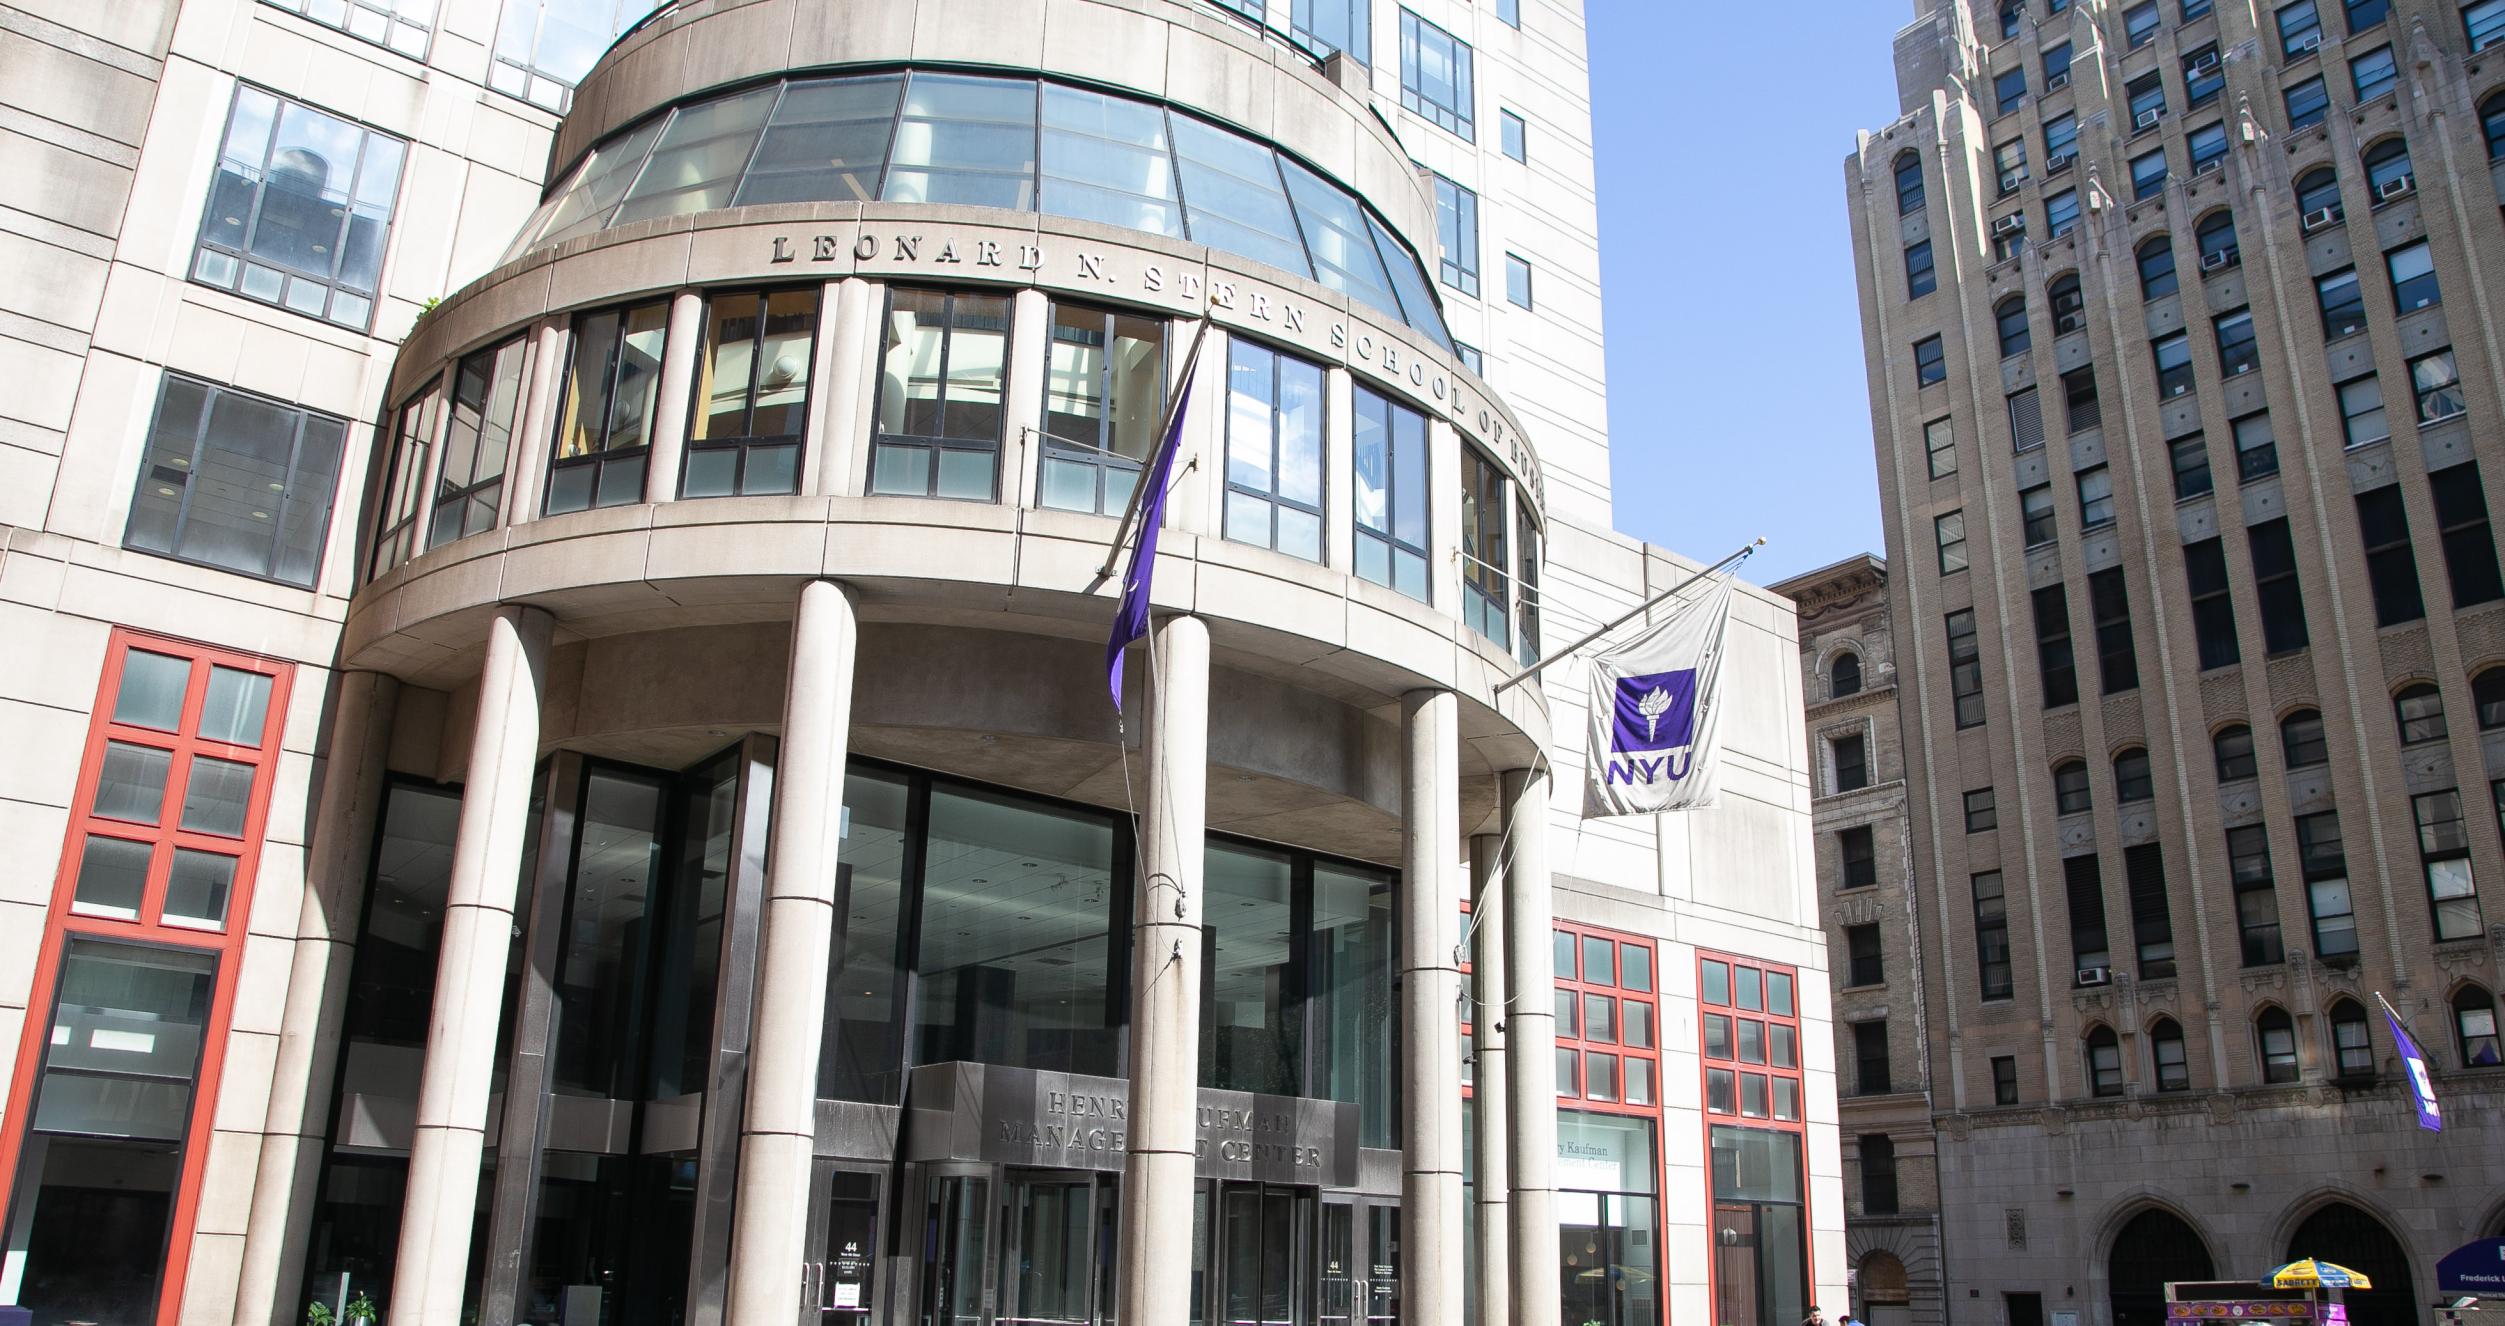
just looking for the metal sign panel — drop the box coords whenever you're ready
[902,1062,1361,1187]
[2440,1239,2505,1296]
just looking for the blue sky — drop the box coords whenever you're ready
[1589,2,1910,583]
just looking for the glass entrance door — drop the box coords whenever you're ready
[1318,1199,1396,1326]
[1215,1184,1313,1326]
[919,1172,991,1326]
[1002,1173,1112,1326]
[1563,1191,1660,1326]
[804,1164,884,1321]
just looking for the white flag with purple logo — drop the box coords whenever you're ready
[1582,571,1736,818]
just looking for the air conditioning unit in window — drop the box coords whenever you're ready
[2136,106,2166,130]
[2376,174,2416,201]
[2194,156,2225,177]
[2481,29,2505,53]
[2190,54,2223,76]
[2047,70,2073,91]
[2201,246,2239,271]
[2057,311,2086,334]
[1994,212,2028,235]
[2048,151,2077,175]
[2293,30,2323,53]
[2077,965,2114,987]
[2302,206,2342,232]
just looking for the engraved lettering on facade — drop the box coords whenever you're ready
[1250,291,1272,321]
[770,236,795,264]
[1075,252,1107,282]
[1143,264,1165,291]
[1018,244,1044,271]
[854,234,879,260]
[894,234,921,262]
[1181,272,1204,302]
[1330,323,1348,349]
[1283,306,1305,333]
[1210,280,1236,309]
[813,234,841,262]
[976,239,1003,267]
[936,239,963,264]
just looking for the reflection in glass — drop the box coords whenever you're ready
[734,76,902,206]
[1041,84,1182,236]
[1206,843,1298,1094]
[1040,303,1167,516]
[72,835,152,920]
[1224,339,1326,562]
[824,771,910,1102]
[551,771,667,1099]
[1312,863,1395,1147]
[685,288,818,498]
[1556,1113,1661,1326]
[609,84,777,226]
[1353,387,1429,600]
[548,301,671,514]
[164,849,236,929]
[886,73,1038,209]
[94,742,172,825]
[1711,1126,1808,1326]
[180,756,256,836]
[872,288,1011,501]
[198,666,273,746]
[114,651,192,732]
[193,86,404,330]
[431,337,526,547]
[126,375,347,588]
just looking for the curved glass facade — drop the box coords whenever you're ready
[512,69,1455,350]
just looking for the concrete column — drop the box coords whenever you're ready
[645,289,706,504]
[1004,288,1050,506]
[231,671,400,1326]
[812,278,876,497]
[505,317,566,529]
[724,580,861,1326]
[389,605,552,1326]
[1428,418,1465,617]
[1115,613,1209,1326]
[1499,766,1559,1325]
[1400,690,1464,1326]
[1466,833,1512,1326]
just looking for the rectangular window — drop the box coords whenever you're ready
[1917,335,1947,387]
[2215,309,2259,377]
[192,86,405,331]
[1833,733,1870,794]
[1841,826,1878,890]
[2319,267,2367,340]
[2172,434,2214,500]
[2388,240,2440,312]
[1222,337,1327,562]
[2131,148,2169,200]
[1040,302,1168,517]
[2287,75,2331,129]
[1460,447,1507,640]
[2078,466,2115,529]
[2126,0,2161,45]
[1927,417,1958,479]
[2339,374,2389,448]
[2348,0,2390,30]
[1996,138,2029,195]
[1907,240,1937,298]
[1499,109,1527,162]
[1948,608,1986,728]
[369,386,435,579]
[1992,1055,2019,1105]
[685,288,816,499]
[2065,854,2111,971]
[2234,411,2279,481]
[2356,486,2428,626]
[2186,0,2215,16]
[2228,826,2285,966]
[2088,569,2139,693]
[1974,872,2013,1000]
[1289,0,1372,63]
[2189,121,2230,172]
[2185,537,2241,669]
[548,299,671,514]
[1966,787,1998,832]
[1496,0,1520,27]
[2416,790,2484,940]
[2010,386,2046,451]
[2471,0,2505,51]
[1353,385,1429,600]
[2185,43,2226,107]
[1433,174,1480,296]
[490,0,664,110]
[1399,9,1475,139]
[2047,187,2082,241]
[871,285,1013,499]
[2155,333,2195,397]
[264,0,433,56]
[2248,518,2310,653]
[2431,463,2505,606]
[1502,253,1535,310]
[2045,42,2075,85]
[2279,0,2323,56]
[1860,1134,1900,1214]
[2125,843,2176,976]
[2022,483,2057,546]
[2128,72,2168,130]
[124,373,345,589]
[2352,44,2398,100]
[2063,366,2102,433]
[2046,111,2080,162]
[1515,499,1541,667]
[1937,509,1969,574]
[1997,66,2030,115]
[2413,349,2466,423]
[2034,583,2079,707]
[428,337,525,549]
[2299,811,2357,956]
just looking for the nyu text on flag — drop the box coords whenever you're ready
[1583,570,1736,818]
[2380,993,2442,1132]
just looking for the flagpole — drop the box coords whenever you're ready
[1097,313,1214,583]
[1492,538,1764,695]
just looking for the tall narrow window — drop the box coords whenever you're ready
[1998,298,2031,358]
[2278,0,2323,57]
[1966,788,1999,833]
[2356,486,2426,625]
[1505,254,1534,309]
[1223,338,1327,562]
[1433,174,1480,296]
[125,373,346,589]
[2328,998,2374,1078]
[2051,275,2085,333]
[2010,387,2045,452]
[193,86,406,331]
[1860,1135,1900,1214]
[1974,871,2013,1000]
[1906,241,1937,298]
[2318,267,2367,340]
[547,299,671,514]
[2416,789,2483,940]
[2086,1026,2124,1097]
[1895,151,1926,215]
[2352,45,2397,100]
[1353,386,1429,599]
[2063,368,2101,434]
[2078,467,2115,529]
[1500,109,1528,162]
[431,338,525,545]
[1461,448,1508,642]
[2150,1018,2190,1091]
[1916,336,1947,387]
[2298,811,2357,957]
[2479,669,2505,729]
[2090,569,2139,693]
[2338,374,2389,447]
[2431,463,2505,606]
[871,288,1011,501]
[2197,211,2240,269]
[2140,236,2179,298]
[2258,1008,2301,1082]
[2114,749,2154,804]
[1854,1020,1893,1095]
[2215,724,2257,781]
[2155,333,2195,397]
[2056,760,2093,815]
[2185,42,2226,105]
[2172,435,2214,500]
[2034,584,2079,707]
[2287,75,2332,129]
[1993,1055,2020,1104]
[2282,709,2329,767]
[2234,412,2279,482]
[1832,652,1863,697]
[1833,734,1870,793]
[2065,854,2111,971]
[2412,350,2466,423]
[2455,986,2502,1067]
[2022,484,2057,546]
[1399,9,1476,139]
[1516,503,1542,667]
[1937,510,1969,574]
[1841,826,1878,890]
[2185,538,2240,669]
[1927,417,1958,479]
[369,386,436,578]
[2247,519,2309,653]
[1040,302,1167,517]
[2229,825,2285,965]
[2396,683,2448,744]
[2215,310,2259,377]
[686,288,817,499]
[1948,608,1986,728]
[2125,843,2176,977]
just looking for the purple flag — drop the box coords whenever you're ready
[2382,995,2442,1131]
[1105,373,1196,708]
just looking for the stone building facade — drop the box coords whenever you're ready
[1846,3,2505,1326]
[0,2,1845,1325]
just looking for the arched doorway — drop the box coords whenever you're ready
[2111,1209,2216,1326]
[1860,1251,1912,1326]
[2286,1203,2416,1326]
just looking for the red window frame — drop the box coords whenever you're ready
[1551,922,1662,1114]
[0,629,293,1326]
[1697,950,1817,1326]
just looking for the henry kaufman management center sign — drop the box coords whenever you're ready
[1584,573,1736,818]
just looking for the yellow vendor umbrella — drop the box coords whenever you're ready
[2265,1259,2373,1290]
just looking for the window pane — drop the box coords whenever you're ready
[93,742,171,825]
[1701,958,1729,1005]
[1625,1002,1654,1049]
[179,756,257,837]
[1581,935,1614,986]
[197,666,273,746]
[164,849,237,929]
[1620,944,1653,992]
[1172,113,1311,278]
[1204,842,1299,1094]
[1583,994,1616,1044]
[114,652,191,731]
[732,75,902,207]
[33,940,218,1139]
[1766,971,1794,1016]
[823,770,910,1103]
[884,74,1038,210]
[1706,1066,1735,1113]
[1625,1057,1656,1105]
[1704,1013,1730,1059]
[71,835,152,920]
[1585,1052,1619,1102]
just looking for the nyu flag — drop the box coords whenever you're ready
[1583,571,1735,817]
[2380,994,2442,1131]
[1104,372,1198,709]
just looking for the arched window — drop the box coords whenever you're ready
[2364,137,2414,199]
[1997,296,2032,357]
[2050,273,2086,333]
[2328,997,2373,1078]
[2086,1024,2124,1096]
[2286,1202,2418,1326]
[2138,236,2179,298]
[2257,1006,2299,1083]
[2111,1209,2217,1326]
[2456,986,2501,1067]
[2296,166,2343,220]
[2474,667,2505,730]
[2214,724,2256,781]
[2394,683,2446,744]
[2484,92,2505,161]
[1832,651,1864,697]
[2114,748,2154,803]
[2149,1017,2189,1091]
[2281,708,2328,768]
[1896,151,1926,215]
[2055,759,2092,814]
[2196,211,2239,271]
